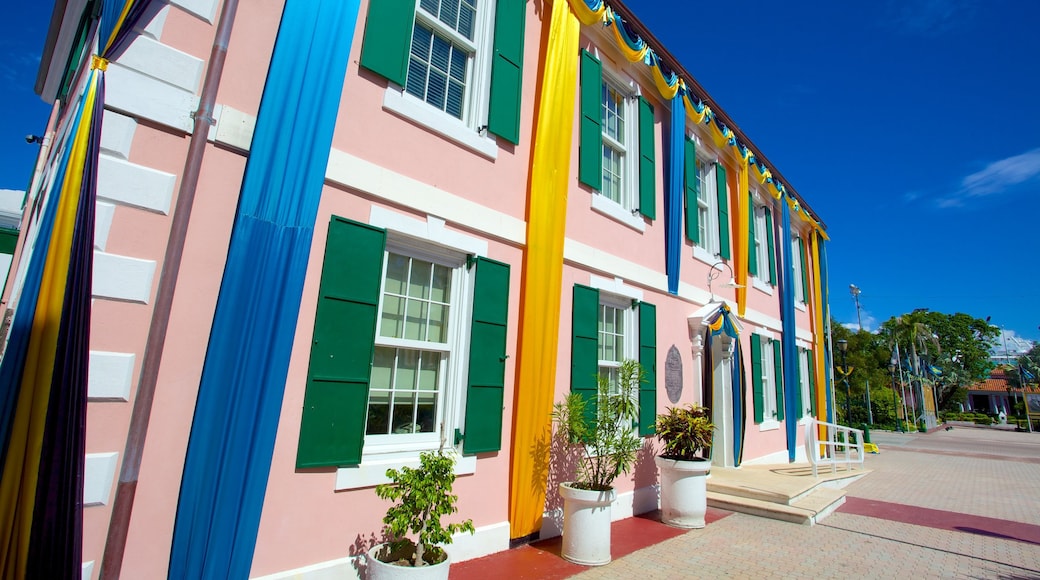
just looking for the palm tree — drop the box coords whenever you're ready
[883,312,940,427]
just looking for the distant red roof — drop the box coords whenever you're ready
[966,367,1040,394]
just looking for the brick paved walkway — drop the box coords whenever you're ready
[453,428,1040,579]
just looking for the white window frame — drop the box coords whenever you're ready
[365,238,472,457]
[758,333,780,431]
[692,159,721,264]
[382,0,498,159]
[751,203,773,294]
[791,234,806,306]
[798,348,812,420]
[590,67,645,232]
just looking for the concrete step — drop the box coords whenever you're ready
[707,486,846,526]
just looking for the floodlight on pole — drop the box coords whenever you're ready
[849,284,863,331]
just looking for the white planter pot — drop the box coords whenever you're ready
[559,482,616,566]
[655,456,711,529]
[367,543,450,580]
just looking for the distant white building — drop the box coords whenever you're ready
[0,189,23,296]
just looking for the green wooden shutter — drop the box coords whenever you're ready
[297,218,386,468]
[578,50,603,189]
[765,208,777,285]
[684,138,699,243]
[0,228,18,254]
[638,97,656,220]
[638,302,657,436]
[751,334,764,424]
[798,237,809,301]
[716,164,730,259]
[487,0,525,144]
[793,348,804,420]
[359,0,417,86]
[808,348,817,417]
[463,257,511,453]
[571,285,600,429]
[773,339,784,421]
[748,198,758,277]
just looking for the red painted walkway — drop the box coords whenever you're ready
[449,509,733,580]
[839,496,1040,546]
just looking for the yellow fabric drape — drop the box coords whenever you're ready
[509,0,580,540]
[608,10,648,63]
[566,0,605,26]
[0,70,98,579]
[733,153,750,317]
[681,88,709,125]
[651,57,679,100]
[809,231,829,429]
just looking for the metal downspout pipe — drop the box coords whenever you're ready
[100,0,240,576]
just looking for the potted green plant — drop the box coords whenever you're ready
[654,403,714,528]
[367,449,475,579]
[551,359,643,566]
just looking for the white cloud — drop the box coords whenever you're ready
[885,0,978,37]
[938,148,1040,207]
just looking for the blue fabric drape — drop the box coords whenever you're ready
[779,197,798,461]
[0,122,77,463]
[25,72,101,579]
[168,1,360,577]
[665,96,683,295]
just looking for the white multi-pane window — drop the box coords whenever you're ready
[791,235,805,303]
[761,338,778,420]
[597,295,637,427]
[368,247,467,448]
[406,0,479,120]
[753,206,769,279]
[799,349,812,418]
[600,82,630,207]
[696,161,720,256]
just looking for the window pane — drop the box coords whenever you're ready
[602,146,622,204]
[408,260,432,299]
[380,295,404,338]
[427,303,449,343]
[385,254,409,296]
[420,0,439,16]
[392,391,418,433]
[418,351,441,390]
[371,347,395,390]
[395,349,419,391]
[430,264,452,302]
[441,0,460,34]
[366,392,390,435]
[404,299,429,341]
[416,390,438,433]
[457,0,476,39]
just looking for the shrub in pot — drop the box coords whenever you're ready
[551,359,642,566]
[368,449,475,579]
[654,403,714,528]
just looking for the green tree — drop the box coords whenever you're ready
[917,312,997,409]
[830,322,892,426]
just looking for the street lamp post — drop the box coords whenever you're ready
[849,285,863,332]
[837,339,852,426]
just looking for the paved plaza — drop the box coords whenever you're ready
[576,428,1040,579]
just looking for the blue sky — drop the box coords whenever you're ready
[2,1,1038,350]
[626,0,1040,350]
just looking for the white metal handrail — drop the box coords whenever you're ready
[804,419,864,477]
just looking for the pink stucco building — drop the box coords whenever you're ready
[8,0,833,577]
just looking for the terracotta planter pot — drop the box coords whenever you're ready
[559,482,616,566]
[655,455,711,529]
[367,543,450,580]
